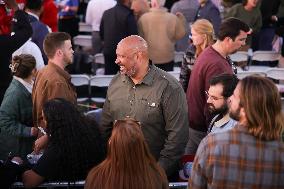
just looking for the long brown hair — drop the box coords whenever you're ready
[191,19,215,57]
[239,76,284,140]
[85,119,168,189]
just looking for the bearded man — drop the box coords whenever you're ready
[100,35,189,178]
[190,75,284,188]
[206,73,239,133]
[32,32,77,152]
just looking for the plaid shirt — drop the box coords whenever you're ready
[190,124,284,189]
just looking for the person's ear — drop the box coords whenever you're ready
[224,36,232,42]
[240,107,246,118]
[56,49,63,57]
[32,68,37,77]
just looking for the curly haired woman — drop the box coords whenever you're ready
[22,98,105,188]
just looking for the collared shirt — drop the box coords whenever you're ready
[101,64,189,176]
[85,0,116,31]
[32,62,76,130]
[190,124,284,189]
[208,113,237,134]
[13,76,34,94]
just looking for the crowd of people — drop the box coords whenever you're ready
[0,0,284,188]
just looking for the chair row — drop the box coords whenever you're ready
[70,51,184,76]
[12,181,188,188]
[71,74,114,103]
[71,67,284,103]
[71,70,182,103]
[229,50,281,64]
[236,67,284,92]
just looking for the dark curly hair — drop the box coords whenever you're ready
[42,98,105,182]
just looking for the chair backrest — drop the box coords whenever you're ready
[71,74,90,102]
[79,22,92,32]
[265,68,284,81]
[229,51,248,63]
[71,74,90,86]
[252,51,280,62]
[236,71,266,79]
[168,71,180,80]
[73,35,92,47]
[85,108,103,124]
[90,75,114,87]
[94,53,105,65]
[266,68,284,98]
[92,53,105,75]
[174,51,185,63]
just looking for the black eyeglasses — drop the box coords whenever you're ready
[205,91,224,101]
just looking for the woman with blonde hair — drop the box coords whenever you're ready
[179,19,215,91]
[85,118,169,189]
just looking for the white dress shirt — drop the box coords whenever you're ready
[13,39,45,70]
[85,0,116,31]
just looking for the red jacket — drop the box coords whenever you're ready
[40,0,58,32]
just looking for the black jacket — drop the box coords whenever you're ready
[100,3,138,55]
[0,10,32,103]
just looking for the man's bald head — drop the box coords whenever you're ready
[117,35,148,55]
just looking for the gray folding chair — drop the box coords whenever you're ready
[90,75,114,104]
[71,74,90,102]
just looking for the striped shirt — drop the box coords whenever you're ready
[190,124,284,189]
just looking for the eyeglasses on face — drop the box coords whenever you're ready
[205,91,224,101]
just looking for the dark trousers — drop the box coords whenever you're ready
[58,17,79,39]
[104,53,119,75]
[92,31,102,55]
[154,60,174,71]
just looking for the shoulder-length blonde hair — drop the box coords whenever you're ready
[239,76,284,140]
[85,119,168,189]
[191,19,215,57]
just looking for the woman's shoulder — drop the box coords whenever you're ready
[3,79,29,99]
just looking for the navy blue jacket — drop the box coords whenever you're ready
[195,0,221,35]
[28,14,49,64]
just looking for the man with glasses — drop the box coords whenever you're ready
[206,73,239,133]
[190,76,284,188]
[101,35,189,179]
[185,17,250,155]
